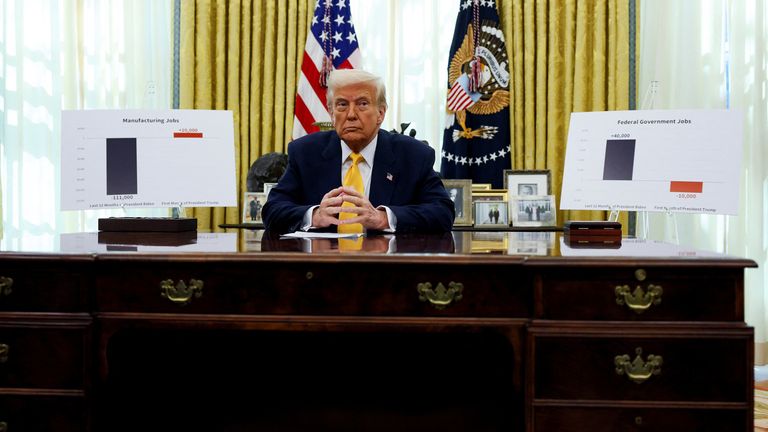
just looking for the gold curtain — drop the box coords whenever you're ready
[178,0,313,231]
[497,0,638,232]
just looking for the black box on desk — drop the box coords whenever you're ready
[564,220,621,247]
[98,217,197,232]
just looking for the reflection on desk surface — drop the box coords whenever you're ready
[58,232,238,253]
[559,237,729,258]
[0,230,749,260]
[259,231,456,254]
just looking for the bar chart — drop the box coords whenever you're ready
[560,109,742,215]
[61,110,236,211]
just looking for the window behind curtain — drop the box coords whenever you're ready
[639,0,768,363]
[0,0,172,246]
[350,0,460,171]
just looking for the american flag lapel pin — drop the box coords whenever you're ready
[386,173,393,181]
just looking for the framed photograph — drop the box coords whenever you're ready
[471,183,492,191]
[242,192,267,224]
[263,182,277,198]
[474,200,509,228]
[510,195,557,227]
[504,170,551,196]
[442,179,472,226]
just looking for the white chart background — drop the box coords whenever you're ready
[560,109,743,215]
[61,109,236,211]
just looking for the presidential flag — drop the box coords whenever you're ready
[440,0,510,189]
[292,0,362,139]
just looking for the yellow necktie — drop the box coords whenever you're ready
[338,152,364,234]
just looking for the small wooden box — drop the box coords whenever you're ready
[98,217,197,232]
[564,220,621,246]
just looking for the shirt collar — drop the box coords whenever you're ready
[341,134,378,165]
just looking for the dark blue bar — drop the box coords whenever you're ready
[106,138,138,195]
[603,139,636,181]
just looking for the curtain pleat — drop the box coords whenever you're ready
[260,2,277,156]
[522,0,536,169]
[499,0,636,231]
[546,2,566,197]
[535,0,548,169]
[178,0,311,231]
[249,1,264,167]
[239,0,253,194]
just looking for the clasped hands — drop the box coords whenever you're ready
[311,186,389,231]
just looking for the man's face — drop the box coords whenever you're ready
[331,82,386,152]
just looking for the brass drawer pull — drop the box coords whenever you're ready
[0,277,13,297]
[0,344,8,363]
[160,279,203,306]
[615,269,662,313]
[417,282,463,310]
[615,284,663,313]
[615,347,663,384]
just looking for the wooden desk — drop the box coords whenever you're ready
[0,231,756,431]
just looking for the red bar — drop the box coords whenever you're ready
[669,181,703,193]
[173,132,203,138]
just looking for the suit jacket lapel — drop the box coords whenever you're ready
[369,130,397,205]
[318,133,343,194]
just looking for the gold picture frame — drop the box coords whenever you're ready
[504,169,551,196]
[474,200,509,228]
[442,179,473,227]
[471,183,492,191]
[472,189,508,201]
[243,192,267,224]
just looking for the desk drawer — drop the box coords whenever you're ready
[531,327,752,402]
[537,267,743,321]
[533,406,749,432]
[96,260,531,317]
[0,326,88,389]
[0,394,86,432]
[0,260,90,312]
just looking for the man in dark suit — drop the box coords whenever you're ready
[263,69,454,234]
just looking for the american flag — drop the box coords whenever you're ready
[440,0,510,189]
[292,0,362,139]
[446,74,480,112]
